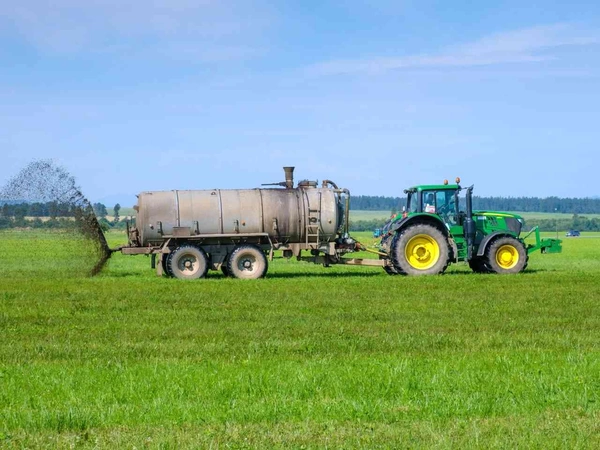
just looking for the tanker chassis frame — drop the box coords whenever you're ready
[118,233,380,278]
[120,224,382,279]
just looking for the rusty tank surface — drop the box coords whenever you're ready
[120,167,372,280]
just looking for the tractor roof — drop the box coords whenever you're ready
[407,184,461,192]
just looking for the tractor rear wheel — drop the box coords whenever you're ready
[383,264,399,275]
[485,236,527,274]
[167,245,209,280]
[391,224,450,276]
[227,245,268,279]
[380,255,399,275]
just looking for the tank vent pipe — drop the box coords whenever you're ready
[283,166,295,189]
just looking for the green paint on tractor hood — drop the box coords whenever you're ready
[473,210,524,220]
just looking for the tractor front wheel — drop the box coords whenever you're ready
[485,237,528,274]
[391,224,450,276]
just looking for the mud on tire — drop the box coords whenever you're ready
[167,244,209,280]
[227,245,268,279]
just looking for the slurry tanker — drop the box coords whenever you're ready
[119,167,561,279]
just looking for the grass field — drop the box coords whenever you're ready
[0,230,599,448]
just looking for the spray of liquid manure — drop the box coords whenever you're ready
[0,160,112,276]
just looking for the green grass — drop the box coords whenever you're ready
[0,230,599,448]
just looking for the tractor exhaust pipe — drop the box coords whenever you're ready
[464,185,476,260]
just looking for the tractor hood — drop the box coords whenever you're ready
[472,210,525,235]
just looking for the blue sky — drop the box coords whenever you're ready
[1,1,599,206]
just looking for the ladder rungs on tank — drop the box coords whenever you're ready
[306,192,322,247]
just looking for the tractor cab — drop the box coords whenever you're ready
[405,182,462,227]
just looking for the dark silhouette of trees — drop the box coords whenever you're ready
[350,195,600,214]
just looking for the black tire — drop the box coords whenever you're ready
[468,256,491,274]
[484,236,528,274]
[167,245,209,280]
[227,245,268,279]
[379,254,399,275]
[383,264,400,275]
[161,253,173,277]
[221,258,231,277]
[391,224,450,276]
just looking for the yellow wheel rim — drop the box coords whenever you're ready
[405,234,440,270]
[496,244,519,269]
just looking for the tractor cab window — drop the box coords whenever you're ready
[422,189,458,226]
[407,191,419,214]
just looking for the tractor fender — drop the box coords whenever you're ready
[391,214,449,237]
[476,231,517,257]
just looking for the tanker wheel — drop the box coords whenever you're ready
[221,258,231,277]
[391,224,449,276]
[161,253,173,277]
[485,236,527,274]
[167,245,209,280]
[468,256,491,274]
[227,245,268,279]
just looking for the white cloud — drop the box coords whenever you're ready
[307,24,600,75]
[0,0,271,57]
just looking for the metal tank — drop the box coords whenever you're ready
[134,184,342,247]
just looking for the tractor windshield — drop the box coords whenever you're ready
[421,189,459,226]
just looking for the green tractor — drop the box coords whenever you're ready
[377,180,562,275]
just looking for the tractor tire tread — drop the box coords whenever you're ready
[391,223,450,276]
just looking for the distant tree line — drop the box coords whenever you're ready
[348,215,600,233]
[524,215,600,233]
[472,196,600,214]
[350,196,406,212]
[351,195,600,214]
[0,201,122,219]
[0,201,127,231]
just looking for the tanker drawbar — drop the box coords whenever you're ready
[120,167,373,279]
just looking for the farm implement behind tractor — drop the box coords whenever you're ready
[375,178,562,275]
